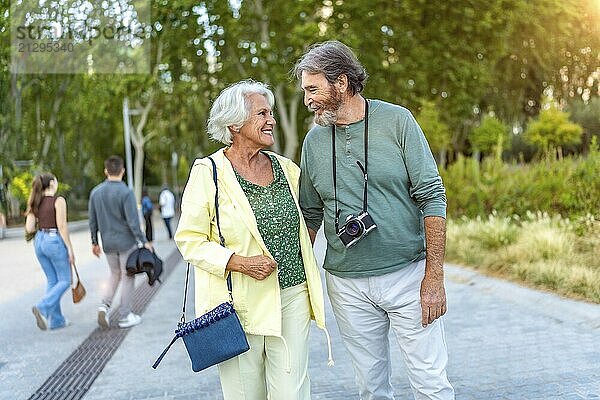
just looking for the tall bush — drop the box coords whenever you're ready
[441,147,600,218]
[8,170,72,215]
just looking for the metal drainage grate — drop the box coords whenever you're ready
[28,249,182,400]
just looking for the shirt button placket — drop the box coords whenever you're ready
[345,127,352,161]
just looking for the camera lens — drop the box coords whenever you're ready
[345,219,363,237]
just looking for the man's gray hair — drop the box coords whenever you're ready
[293,41,368,95]
[207,80,275,145]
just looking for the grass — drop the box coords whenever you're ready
[446,211,600,303]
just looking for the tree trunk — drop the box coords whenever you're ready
[127,41,163,203]
[11,73,22,138]
[438,148,447,168]
[41,79,69,164]
[274,84,300,159]
[130,97,156,204]
[36,92,41,144]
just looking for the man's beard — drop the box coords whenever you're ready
[313,88,343,126]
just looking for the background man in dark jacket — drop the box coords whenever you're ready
[89,155,152,329]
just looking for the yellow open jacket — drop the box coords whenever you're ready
[175,148,327,338]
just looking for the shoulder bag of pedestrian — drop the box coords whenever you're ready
[71,263,86,303]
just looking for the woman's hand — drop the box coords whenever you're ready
[226,254,277,280]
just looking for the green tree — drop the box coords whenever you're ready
[471,115,510,157]
[488,0,600,124]
[568,97,600,154]
[197,0,327,160]
[524,106,583,159]
[327,0,519,159]
[0,0,14,164]
[416,101,451,166]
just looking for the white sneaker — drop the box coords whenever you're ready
[98,303,110,329]
[118,312,142,329]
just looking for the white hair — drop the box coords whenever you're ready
[207,80,275,145]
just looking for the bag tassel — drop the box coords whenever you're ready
[152,335,179,369]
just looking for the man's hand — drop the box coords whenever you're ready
[421,215,447,327]
[144,241,154,252]
[227,254,277,281]
[92,244,101,258]
[420,274,447,327]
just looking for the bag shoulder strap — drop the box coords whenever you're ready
[153,156,229,370]
[71,263,81,285]
[180,156,232,324]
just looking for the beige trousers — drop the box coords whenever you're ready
[218,282,311,400]
[103,245,137,319]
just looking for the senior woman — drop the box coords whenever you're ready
[175,80,332,400]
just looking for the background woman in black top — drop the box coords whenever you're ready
[25,173,75,330]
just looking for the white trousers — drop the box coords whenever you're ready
[218,283,311,400]
[326,260,454,400]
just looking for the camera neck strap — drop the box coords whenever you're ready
[332,98,369,232]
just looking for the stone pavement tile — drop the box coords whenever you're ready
[91,255,599,400]
[82,258,224,400]
[0,237,119,399]
[8,223,599,399]
[0,226,176,400]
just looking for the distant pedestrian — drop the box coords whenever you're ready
[141,189,154,242]
[158,186,175,239]
[25,173,75,330]
[89,155,152,329]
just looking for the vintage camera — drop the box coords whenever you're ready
[337,211,377,248]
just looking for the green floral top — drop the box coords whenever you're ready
[234,153,307,289]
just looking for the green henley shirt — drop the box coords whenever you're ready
[299,99,447,278]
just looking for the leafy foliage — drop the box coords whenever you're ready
[523,106,583,157]
[416,101,451,164]
[441,145,600,218]
[0,0,598,220]
[568,97,600,153]
[8,169,72,213]
[470,115,510,156]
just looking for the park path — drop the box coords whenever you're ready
[0,224,598,399]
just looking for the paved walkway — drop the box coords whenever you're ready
[1,222,599,399]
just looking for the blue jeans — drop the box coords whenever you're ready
[33,230,71,329]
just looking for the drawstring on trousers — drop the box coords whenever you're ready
[322,327,335,367]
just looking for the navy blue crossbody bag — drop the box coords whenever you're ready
[152,157,250,372]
